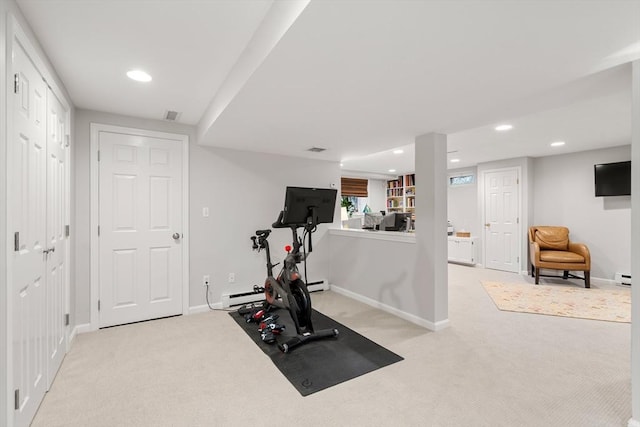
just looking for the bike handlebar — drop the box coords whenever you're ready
[255,229,271,237]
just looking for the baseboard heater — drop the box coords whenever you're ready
[221,279,329,308]
[615,273,631,286]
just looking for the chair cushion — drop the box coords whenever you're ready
[534,227,569,250]
[540,250,585,263]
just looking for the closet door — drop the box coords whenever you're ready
[11,41,48,427]
[45,88,68,388]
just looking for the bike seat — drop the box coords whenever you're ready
[256,229,271,237]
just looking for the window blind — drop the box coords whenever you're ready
[341,177,368,197]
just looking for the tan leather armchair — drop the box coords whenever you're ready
[529,226,591,288]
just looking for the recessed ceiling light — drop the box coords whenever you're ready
[388,169,396,173]
[340,163,344,167]
[450,158,460,163]
[495,124,513,131]
[550,141,565,147]
[127,69,152,82]
[393,149,404,154]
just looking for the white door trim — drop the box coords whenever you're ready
[479,166,522,272]
[90,123,189,331]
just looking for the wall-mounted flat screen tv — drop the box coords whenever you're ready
[594,161,631,197]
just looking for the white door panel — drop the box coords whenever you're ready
[99,131,183,328]
[484,169,520,272]
[11,41,48,427]
[45,88,68,388]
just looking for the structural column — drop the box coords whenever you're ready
[413,132,449,330]
[630,59,640,427]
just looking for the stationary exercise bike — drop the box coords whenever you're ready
[250,187,339,353]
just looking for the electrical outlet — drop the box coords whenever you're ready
[203,275,210,287]
[228,273,235,283]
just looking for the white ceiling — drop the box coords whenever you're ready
[16,0,640,174]
[16,0,275,124]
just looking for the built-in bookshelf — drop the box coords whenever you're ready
[386,174,415,213]
[386,176,404,212]
[404,174,415,213]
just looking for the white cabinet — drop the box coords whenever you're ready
[448,236,478,265]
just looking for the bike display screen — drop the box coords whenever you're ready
[281,187,337,226]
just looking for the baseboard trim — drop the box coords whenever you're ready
[628,418,640,427]
[71,323,91,342]
[329,285,449,331]
[189,303,221,314]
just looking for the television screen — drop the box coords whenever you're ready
[594,161,631,197]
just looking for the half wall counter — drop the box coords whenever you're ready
[327,228,434,328]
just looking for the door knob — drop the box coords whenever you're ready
[172,233,181,240]
[485,223,491,227]
[43,246,55,254]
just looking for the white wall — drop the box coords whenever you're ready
[329,233,420,319]
[367,178,387,213]
[73,112,341,321]
[532,145,631,280]
[448,149,631,280]
[447,167,480,237]
[190,146,340,305]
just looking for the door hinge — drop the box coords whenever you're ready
[14,232,19,252]
[98,225,100,236]
[65,225,70,237]
[517,217,519,224]
[65,313,70,326]
[14,389,20,410]
[97,150,100,162]
[14,73,19,94]
[517,256,520,263]
[98,300,101,311]
[517,178,520,184]
[65,134,70,148]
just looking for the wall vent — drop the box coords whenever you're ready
[307,147,327,153]
[164,110,181,121]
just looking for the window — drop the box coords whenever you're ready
[449,174,475,186]
[341,177,368,197]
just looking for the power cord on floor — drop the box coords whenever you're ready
[205,283,236,312]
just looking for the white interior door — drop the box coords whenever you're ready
[483,168,520,272]
[45,88,68,387]
[98,130,184,328]
[11,41,48,427]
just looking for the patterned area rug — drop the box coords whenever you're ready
[481,281,631,323]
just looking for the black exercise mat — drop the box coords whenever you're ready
[229,307,403,396]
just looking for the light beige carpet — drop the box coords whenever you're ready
[31,265,632,427]
[482,281,631,323]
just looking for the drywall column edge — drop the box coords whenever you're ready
[414,133,449,328]
[630,59,640,427]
